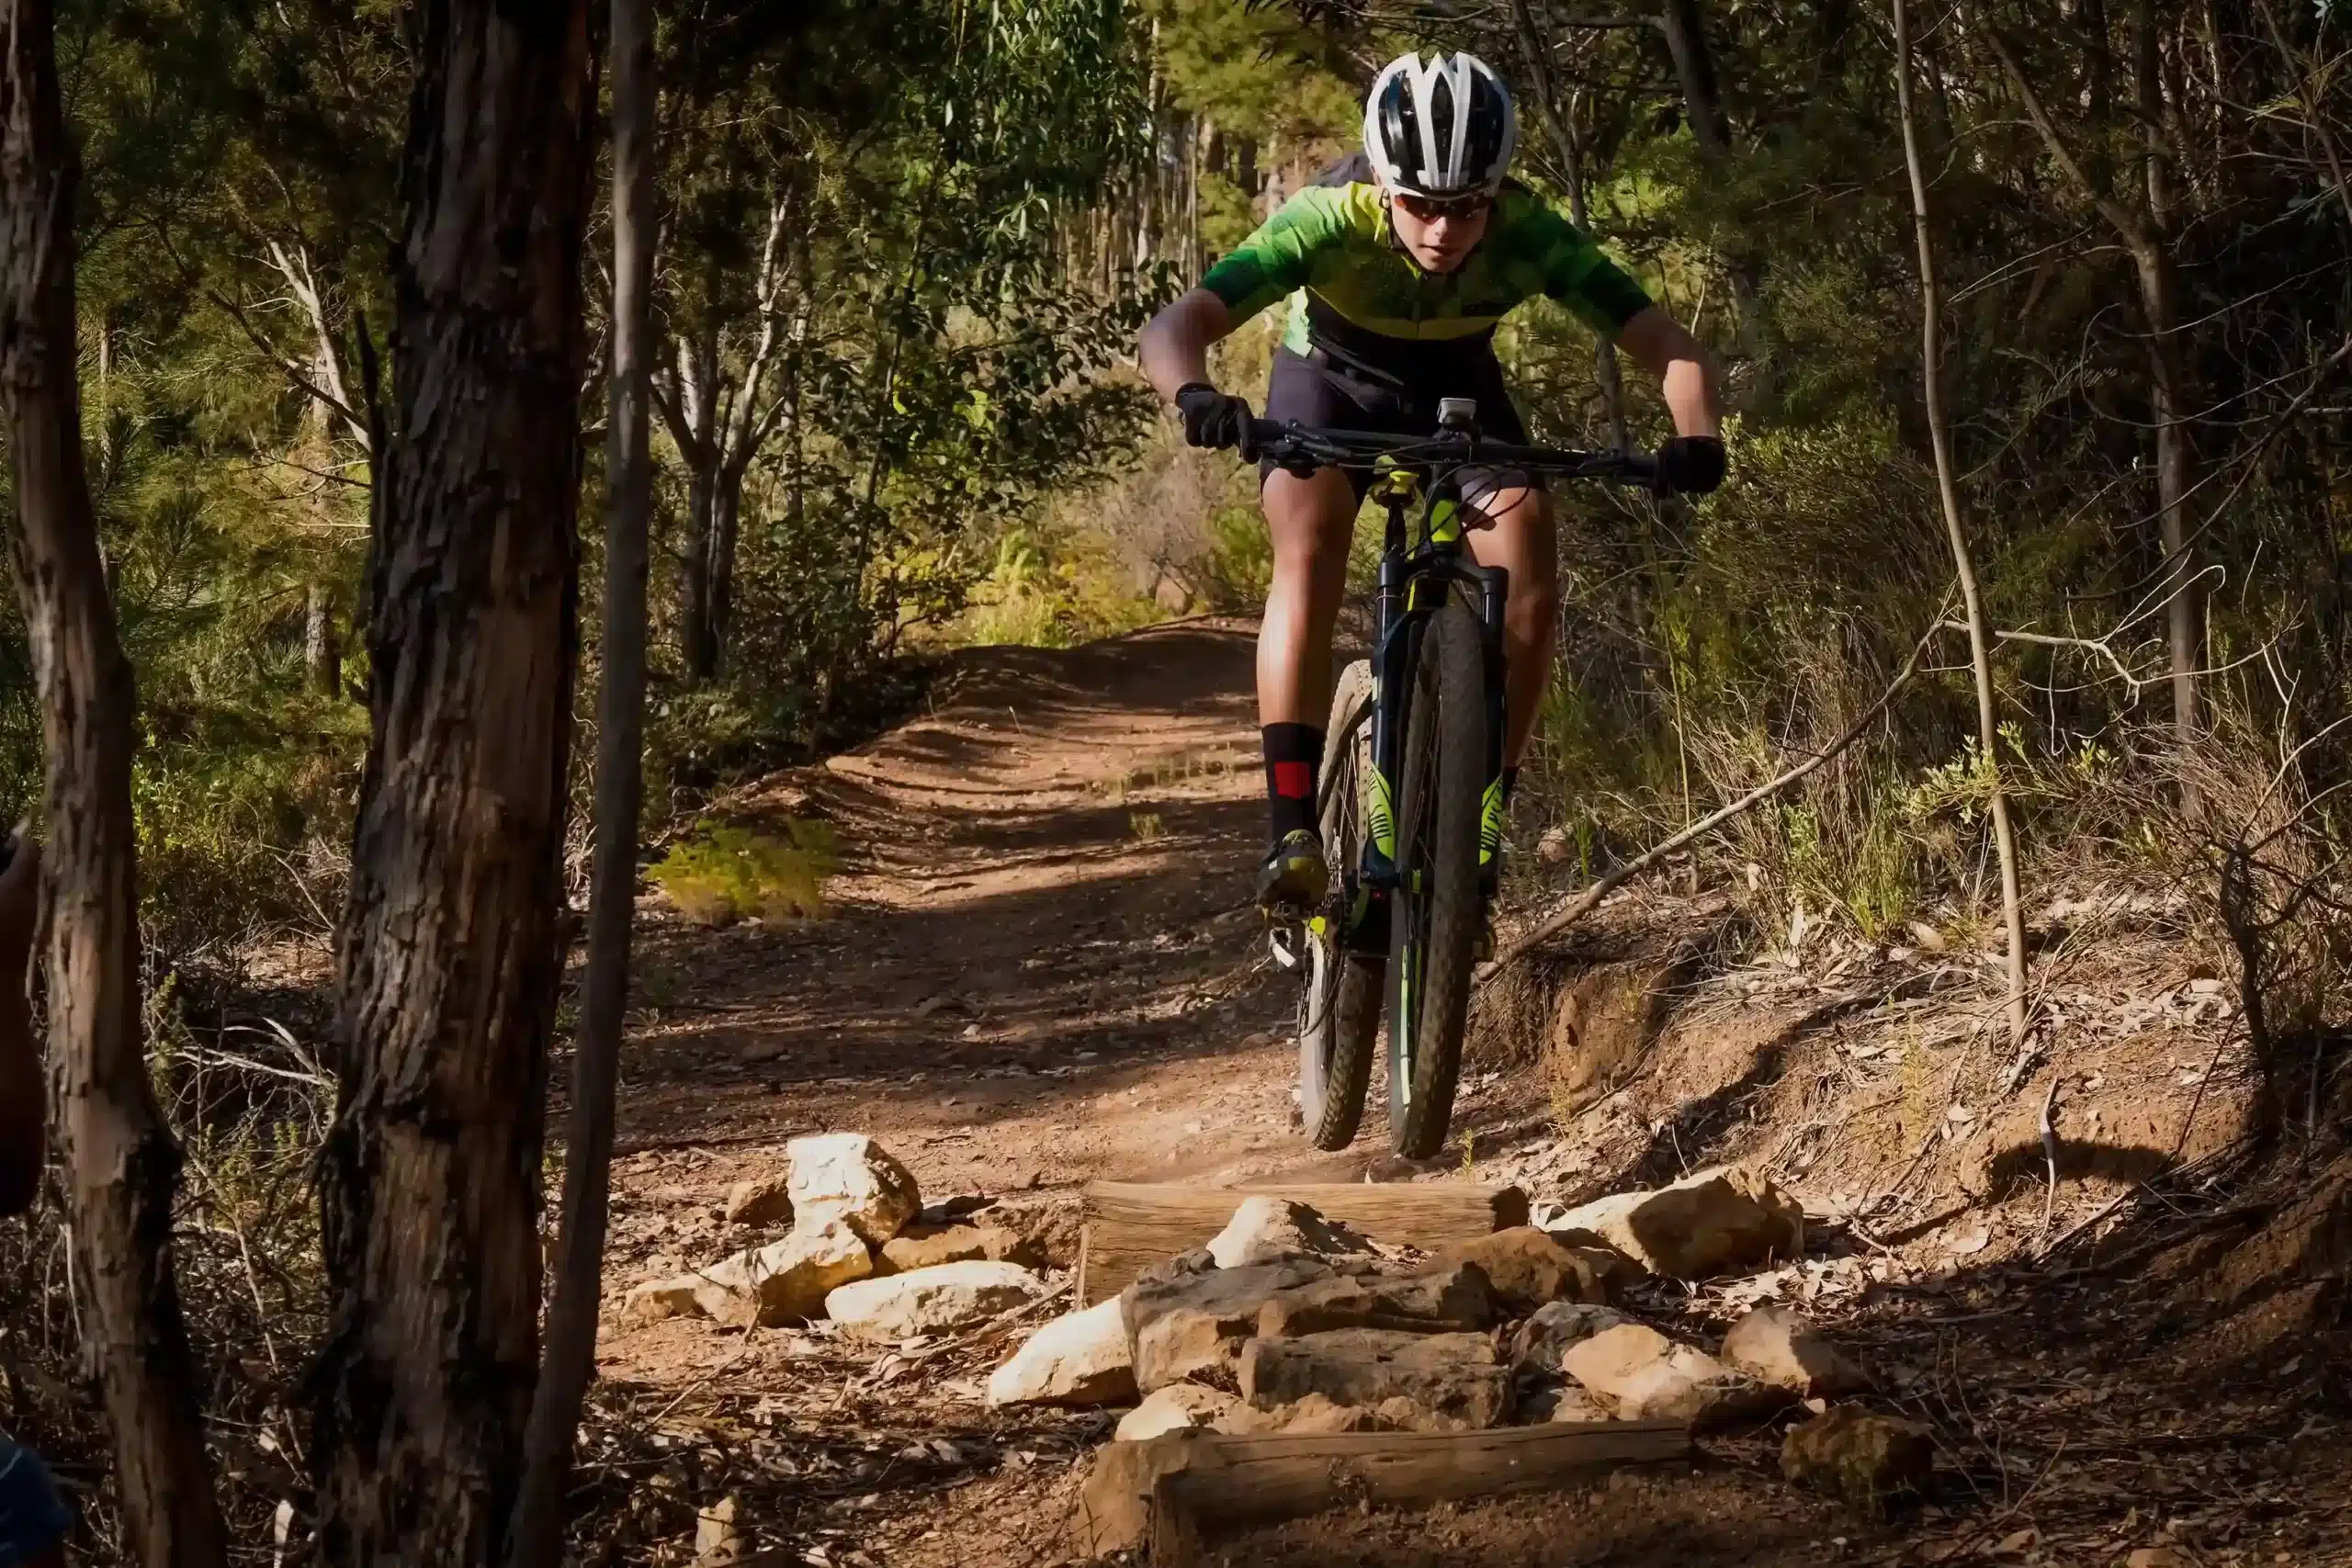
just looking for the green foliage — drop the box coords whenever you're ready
[959,527,1166,649]
[648,821,842,928]
[1193,501,1276,611]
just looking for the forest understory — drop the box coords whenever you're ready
[17,624,2333,1566]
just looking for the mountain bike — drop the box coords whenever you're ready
[1251,400,1658,1158]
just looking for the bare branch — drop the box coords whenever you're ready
[1940,621,2149,697]
[263,239,369,453]
[1980,23,2154,252]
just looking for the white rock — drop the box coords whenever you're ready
[1560,1323,1781,1427]
[1204,1196,1375,1269]
[1548,1166,1804,1281]
[723,1173,793,1227]
[786,1133,922,1246]
[1720,1305,1869,1397]
[823,1260,1048,1340]
[623,1274,707,1325]
[1114,1383,1255,1441]
[986,1296,1136,1408]
[697,1222,875,1328]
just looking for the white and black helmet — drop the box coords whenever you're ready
[1362,51,1517,199]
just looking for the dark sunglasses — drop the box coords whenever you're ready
[1393,191,1493,222]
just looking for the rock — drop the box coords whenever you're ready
[986,1296,1136,1408]
[1122,1257,1332,1393]
[1549,1167,1804,1281]
[876,1222,1042,1275]
[1721,1306,1869,1397]
[786,1133,922,1246]
[694,1495,742,1566]
[1004,1201,1083,1270]
[1428,1228,1607,1314]
[1780,1404,1935,1516]
[623,1273,709,1325]
[1508,1302,1631,1373]
[1114,1383,1257,1441]
[1240,1330,1510,1430]
[1204,1196,1376,1269]
[722,1174,794,1228]
[824,1259,1048,1340]
[1257,1263,1496,1338]
[1549,1382,1611,1424]
[1562,1242,1647,1297]
[654,1223,874,1329]
[1511,1376,1611,1424]
[1559,1323,1782,1427]
[917,1194,997,1227]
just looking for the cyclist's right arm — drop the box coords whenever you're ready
[1139,289,1234,404]
[1139,186,1350,403]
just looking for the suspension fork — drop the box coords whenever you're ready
[1363,489,1412,889]
[1471,559,1510,888]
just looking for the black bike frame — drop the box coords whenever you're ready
[1244,410,1658,948]
[1361,470,1506,906]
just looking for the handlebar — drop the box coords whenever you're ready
[1241,416,1664,492]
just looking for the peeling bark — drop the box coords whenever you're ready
[314,0,598,1562]
[0,1,230,1562]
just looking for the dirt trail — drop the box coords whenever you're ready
[583,621,2352,1568]
[603,620,1331,1214]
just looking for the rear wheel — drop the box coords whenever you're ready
[1296,660,1382,1150]
[1386,598,1487,1159]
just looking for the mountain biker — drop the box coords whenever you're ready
[1137,50,1727,916]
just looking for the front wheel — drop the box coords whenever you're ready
[1296,660,1382,1150]
[1386,598,1487,1159]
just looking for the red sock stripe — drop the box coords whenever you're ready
[1272,761,1314,798]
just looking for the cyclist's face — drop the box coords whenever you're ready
[1386,189,1491,273]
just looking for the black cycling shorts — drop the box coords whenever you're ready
[1256,344,1544,506]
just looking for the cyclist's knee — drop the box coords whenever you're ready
[1263,472,1356,573]
[1505,574,1559,640]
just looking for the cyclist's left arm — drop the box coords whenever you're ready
[1523,202,1725,439]
[1617,306,1724,440]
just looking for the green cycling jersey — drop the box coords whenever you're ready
[1199,153,1653,361]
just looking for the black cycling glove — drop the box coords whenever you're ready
[1657,434,1727,497]
[1173,382,1253,453]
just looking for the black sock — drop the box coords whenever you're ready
[1500,766,1521,807]
[1262,723,1325,844]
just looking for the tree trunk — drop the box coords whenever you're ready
[306,581,341,695]
[505,0,653,1557]
[0,4,231,1563]
[705,468,742,677]
[1984,25,2199,760]
[314,1,597,1562]
[1657,0,1766,382]
[1894,0,2030,1055]
[1658,0,1730,149]
[680,460,718,679]
[2140,246,2199,749]
[1508,0,1630,451]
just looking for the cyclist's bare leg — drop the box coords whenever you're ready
[1463,481,1557,766]
[1258,465,1359,728]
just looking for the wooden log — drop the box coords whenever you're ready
[1079,1420,1691,1560]
[1077,1181,1529,1305]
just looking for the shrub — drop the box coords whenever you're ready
[647,820,842,927]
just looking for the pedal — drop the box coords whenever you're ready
[1267,922,1306,970]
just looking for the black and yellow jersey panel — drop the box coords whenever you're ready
[1199,152,1655,365]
